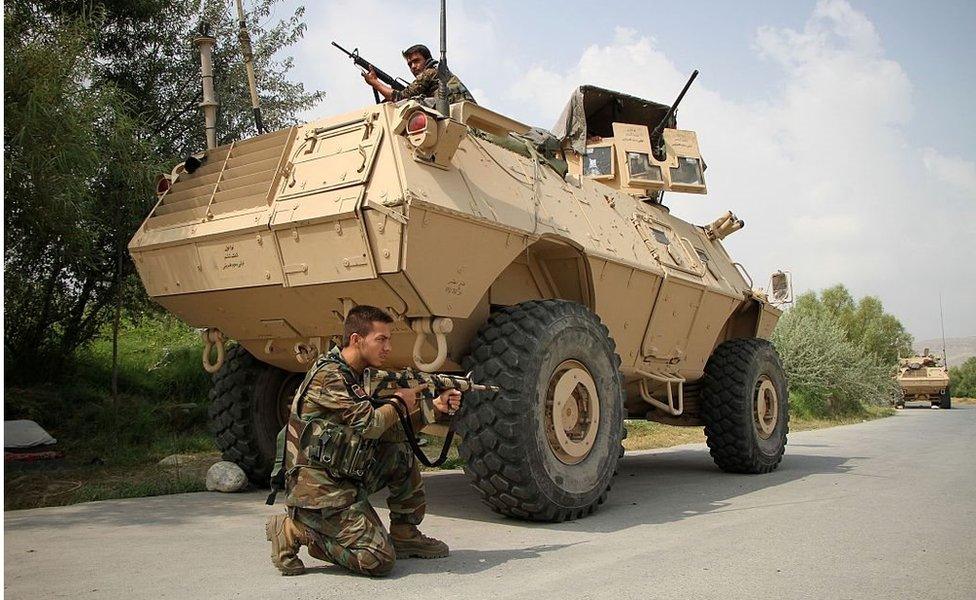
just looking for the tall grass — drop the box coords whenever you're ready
[4,315,213,465]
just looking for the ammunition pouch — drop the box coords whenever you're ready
[300,419,379,481]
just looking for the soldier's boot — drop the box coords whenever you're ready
[389,524,449,559]
[265,514,307,575]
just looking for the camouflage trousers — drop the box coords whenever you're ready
[290,441,424,577]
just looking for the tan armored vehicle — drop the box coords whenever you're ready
[895,349,951,409]
[130,58,791,520]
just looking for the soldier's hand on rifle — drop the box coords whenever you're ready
[392,384,426,413]
[433,390,462,416]
[362,66,380,86]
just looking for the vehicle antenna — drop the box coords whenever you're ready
[235,0,265,134]
[193,20,219,149]
[435,0,450,116]
[940,292,948,367]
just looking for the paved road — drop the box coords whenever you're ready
[5,406,975,600]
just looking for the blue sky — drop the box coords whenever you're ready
[475,0,975,156]
[274,0,974,341]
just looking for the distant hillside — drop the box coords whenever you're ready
[914,336,976,367]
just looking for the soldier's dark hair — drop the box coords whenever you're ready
[343,305,394,347]
[402,44,432,61]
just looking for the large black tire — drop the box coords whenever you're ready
[458,300,625,522]
[701,338,789,474]
[940,387,952,409]
[208,345,302,485]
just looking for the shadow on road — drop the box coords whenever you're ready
[421,448,858,534]
[299,543,581,578]
[4,446,859,539]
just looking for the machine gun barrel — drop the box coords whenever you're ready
[651,69,699,160]
[332,41,407,100]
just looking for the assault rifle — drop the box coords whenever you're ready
[363,367,499,467]
[332,41,407,104]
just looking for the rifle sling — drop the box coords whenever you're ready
[337,368,455,468]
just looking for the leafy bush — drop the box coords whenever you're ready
[773,306,901,416]
[949,357,976,398]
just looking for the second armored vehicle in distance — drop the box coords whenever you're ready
[895,349,951,409]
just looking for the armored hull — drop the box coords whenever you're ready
[130,91,788,521]
[130,102,777,382]
[895,354,950,406]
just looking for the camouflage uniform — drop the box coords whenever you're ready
[278,347,427,577]
[392,62,477,105]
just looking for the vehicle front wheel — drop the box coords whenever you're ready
[700,338,789,474]
[940,387,952,409]
[458,300,625,522]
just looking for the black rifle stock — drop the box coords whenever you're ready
[332,41,406,104]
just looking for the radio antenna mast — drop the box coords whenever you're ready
[940,292,948,367]
[435,0,450,116]
[235,0,265,134]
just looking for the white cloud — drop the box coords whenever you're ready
[499,0,975,339]
[921,148,976,195]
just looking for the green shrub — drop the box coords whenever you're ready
[773,306,900,415]
[949,357,976,397]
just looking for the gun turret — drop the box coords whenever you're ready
[651,69,699,161]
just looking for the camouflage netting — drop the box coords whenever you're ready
[552,85,673,155]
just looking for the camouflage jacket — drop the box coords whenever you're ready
[391,63,477,105]
[284,347,404,509]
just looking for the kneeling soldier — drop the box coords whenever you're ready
[265,305,462,576]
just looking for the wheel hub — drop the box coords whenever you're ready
[754,376,779,439]
[545,360,600,464]
[277,374,302,428]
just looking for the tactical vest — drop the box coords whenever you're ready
[266,353,378,504]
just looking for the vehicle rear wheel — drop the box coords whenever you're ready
[458,300,625,522]
[940,387,952,409]
[701,338,789,474]
[207,345,302,485]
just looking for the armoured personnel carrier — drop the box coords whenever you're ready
[129,58,791,520]
[895,349,951,409]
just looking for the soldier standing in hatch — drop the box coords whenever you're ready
[362,43,476,105]
[265,305,462,577]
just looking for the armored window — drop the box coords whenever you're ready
[626,151,662,182]
[583,145,614,179]
[651,228,670,245]
[695,248,709,263]
[670,157,704,185]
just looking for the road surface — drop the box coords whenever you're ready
[5,406,975,599]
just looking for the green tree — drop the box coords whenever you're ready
[772,306,900,412]
[949,357,976,398]
[790,284,912,364]
[4,0,322,383]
